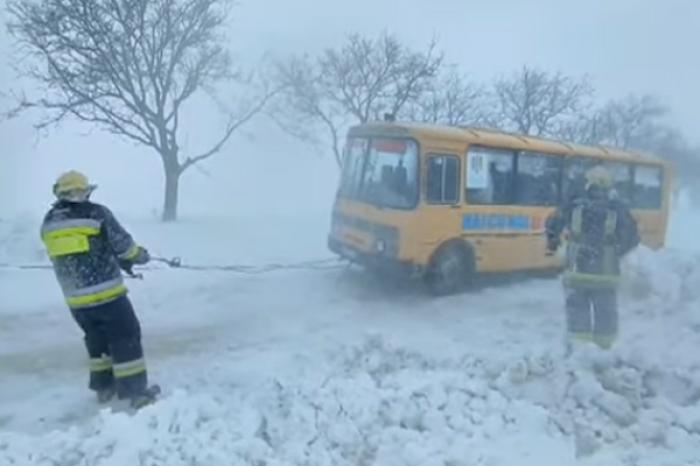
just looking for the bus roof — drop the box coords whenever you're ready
[348,121,666,165]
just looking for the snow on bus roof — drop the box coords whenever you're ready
[348,121,664,165]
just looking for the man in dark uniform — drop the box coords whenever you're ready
[41,171,159,408]
[546,165,640,350]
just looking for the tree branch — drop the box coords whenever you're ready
[274,32,443,167]
[180,85,279,173]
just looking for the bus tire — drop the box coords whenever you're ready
[425,241,475,296]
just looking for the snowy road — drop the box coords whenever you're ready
[2,213,700,465]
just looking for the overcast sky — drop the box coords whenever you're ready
[1,0,698,218]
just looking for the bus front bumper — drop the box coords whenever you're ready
[328,236,420,277]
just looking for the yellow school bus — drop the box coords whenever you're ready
[328,121,672,294]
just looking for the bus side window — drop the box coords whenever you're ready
[427,154,460,204]
[633,165,663,209]
[563,157,594,202]
[465,147,515,205]
[514,152,562,206]
[605,162,634,205]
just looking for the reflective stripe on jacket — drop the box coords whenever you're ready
[41,201,138,309]
[546,194,639,289]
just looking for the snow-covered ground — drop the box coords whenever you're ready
[1,205,700,465]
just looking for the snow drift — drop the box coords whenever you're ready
[2,332,700,466]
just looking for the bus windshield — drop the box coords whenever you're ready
[340,137,418,209]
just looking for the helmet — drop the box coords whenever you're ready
[53,171,96,201]
[585,165,613,190]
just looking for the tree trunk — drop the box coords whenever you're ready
[162,156,181,222]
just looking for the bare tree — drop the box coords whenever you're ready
[563,93,700,204]
[560,94,668,148]
[271,55,351,167]
[402,69,491,126]
[274,32,442,166]
[494,66,593,137]
[557,112,609,145]
[597,95,667,148]
[7,0,277,221]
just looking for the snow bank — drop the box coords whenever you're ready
[621,246,700,306]
[2,334,700,466]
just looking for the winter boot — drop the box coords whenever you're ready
[97,387,116,403]
[130,385,161,409]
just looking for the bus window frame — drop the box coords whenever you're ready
[563,156,665,210]
[464,145,567,207]
[458,143,667,211]
[339,135,422,211]
[605,160,635,205]
[426,153,461,205]
[631,163,664,210]
[562,156,593,201]
[463,145,517,206]
[512,150,565,207]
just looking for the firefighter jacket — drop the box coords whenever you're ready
[41,200,148,310]
[546,193,640,288]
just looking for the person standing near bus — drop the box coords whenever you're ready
[545,165,640,350]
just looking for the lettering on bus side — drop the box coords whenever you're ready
[462,213,533,231]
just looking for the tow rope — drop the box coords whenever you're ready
[0,257,345,276]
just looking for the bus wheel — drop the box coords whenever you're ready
[426,243,474,296]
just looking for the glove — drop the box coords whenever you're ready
[134,247,150,265]
[118,247,149,275]
[546,236,560,254]
[119,259,135,275]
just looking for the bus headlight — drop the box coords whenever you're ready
[374,227,398,257]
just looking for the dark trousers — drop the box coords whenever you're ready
[565,287,618,349]
[71,296,148,399]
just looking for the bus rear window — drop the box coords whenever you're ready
[633,165,663,209]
